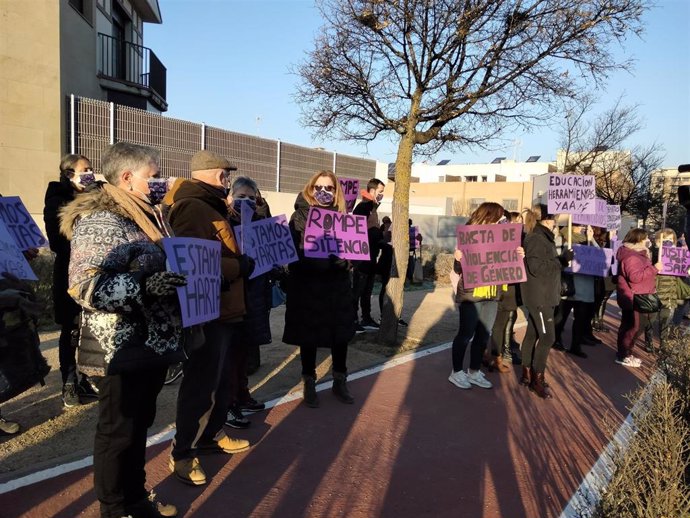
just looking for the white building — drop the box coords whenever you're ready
[409,157,557,183]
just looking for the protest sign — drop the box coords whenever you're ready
[303,206,369,261]
[0,220,37,280]
[456,223,525,289]
[339,178,359,212]
[606,205,621,231]
[573,198,607,227]
[564,244,613,277]
[547,174,596,215]
[660,245,690,277]
[162,237,221,327]
[234,214,298,279]
[610,239,622,276]
[0,197,48,250]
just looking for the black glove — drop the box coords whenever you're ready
[328,254,349,270]
[237,254,256,278]
[561,249,574,262]
[145,271,187,297]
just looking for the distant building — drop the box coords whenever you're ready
[0,0,167,212]
[651,167,690,201]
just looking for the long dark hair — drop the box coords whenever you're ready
[467,202,504,225]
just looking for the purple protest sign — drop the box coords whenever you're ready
[304,206,369,260]
[611,239,622,276]
[547,174,596,215]
[606,204,621,231]
[564,244,613,277]
[162,237,221,327]
[660,246,690,277]
[338,178,360,213]
[456,223,525,289]
[0,196,48,250]
[0,220,37,280]
[234,214,298,279]
[573,198,607,227]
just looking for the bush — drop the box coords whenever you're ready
[28,249,56,330]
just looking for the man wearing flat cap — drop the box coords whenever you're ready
[164,150,256,486]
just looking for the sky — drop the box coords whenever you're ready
[146,0,690,169]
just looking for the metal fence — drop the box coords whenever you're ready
[69,96,376,193]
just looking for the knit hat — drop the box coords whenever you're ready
[190,150,237,172]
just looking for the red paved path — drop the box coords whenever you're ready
[0,311,652,518]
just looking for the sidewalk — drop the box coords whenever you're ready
[0,297,653,518]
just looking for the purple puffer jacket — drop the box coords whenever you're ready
[616,245,658,311]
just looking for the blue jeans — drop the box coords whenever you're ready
[452,301,498,372]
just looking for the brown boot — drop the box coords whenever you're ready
[519,366,531,386]
[492,356,511,373]
[529,371,553,399]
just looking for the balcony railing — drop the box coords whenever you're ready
[97,33,166,100]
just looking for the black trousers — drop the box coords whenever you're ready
[555,300,593,351]
[93,366,166,518]
[300,344,348,379]
[173,321,236,461]
[490,308,517,360]
[352,269,376,322]
[58,322,79,385]
[521,305,556,373]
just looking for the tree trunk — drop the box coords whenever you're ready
[378,131,415,346]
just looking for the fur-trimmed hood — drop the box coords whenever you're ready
[59,188,131,240]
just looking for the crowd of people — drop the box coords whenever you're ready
[0,142,688,518]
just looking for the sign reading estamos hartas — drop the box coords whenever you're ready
[0,197,48,251]
[234,214,298,279]
[456,223,525,289]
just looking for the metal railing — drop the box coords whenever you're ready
[97,33,167,100]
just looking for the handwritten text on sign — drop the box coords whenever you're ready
[338,178,359,213]
[456,223,525,288]
[607,205,621,231]
[564,245,613,277]
[660,246,690,277]
[547,174,596,215]
[304,207,369,261]
[0,220,37,280]
[162,237,221,327]
[0,197,48,250]
[234,214,298,279]
[573,198,608,227]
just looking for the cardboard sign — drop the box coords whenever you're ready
[0,196,48,250]
[660,246,690,277]
[610,239,622,276]
[456,223,525,288]
[162,237,221,327]
[564,244,613,277]
[547,174,596,215]
[606,205,621,231]
[339,178,359,213]
[303,206,369,260]
[572,198,607,227]
[234,214,298,279]
[0,220,37,280]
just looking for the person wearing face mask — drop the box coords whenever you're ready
[59,142,185,518]
[43,154,100,408]
[163,150,255,487]
[223,176,271,429]
[283,170,357,408]
[352,178,386,330]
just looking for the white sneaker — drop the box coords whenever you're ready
[448,370,471,389]
[467,370,493,389]
[615,356,642,368]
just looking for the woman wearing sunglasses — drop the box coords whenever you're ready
[282,170,357,408]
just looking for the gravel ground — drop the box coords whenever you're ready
[0,283,458,482]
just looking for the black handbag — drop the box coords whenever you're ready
[560,273,575,297]
[632,293,662,313]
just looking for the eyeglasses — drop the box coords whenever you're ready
[314,185,335,193]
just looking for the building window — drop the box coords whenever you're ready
[466,176,477,182]
[502,199,519,211]
[469,198,485,213]
[481,176,488,182]
[69,0,93,22]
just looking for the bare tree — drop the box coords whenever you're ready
[296,0,647,345]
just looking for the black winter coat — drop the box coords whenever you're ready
[521,223,561,309]
[43,178,81,326]
[282,194,356,348]
[352,198,383,274]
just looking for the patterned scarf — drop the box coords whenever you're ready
[102,184,166,248]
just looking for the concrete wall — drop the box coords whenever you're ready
[0,0,62,213]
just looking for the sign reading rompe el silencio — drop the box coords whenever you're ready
[303,206,369,261]
[338,178,359,213]
[456,223,525,289]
